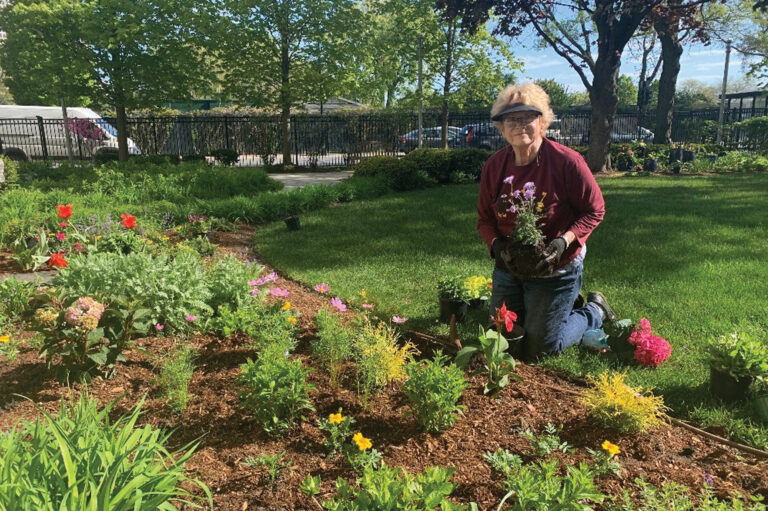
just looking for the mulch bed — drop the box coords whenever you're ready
[1,226,767,510]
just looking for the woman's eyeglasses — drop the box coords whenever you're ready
[502,114,540,128]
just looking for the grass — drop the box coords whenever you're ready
[253,174,768,447]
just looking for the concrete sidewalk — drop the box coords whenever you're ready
[270,170,354,190]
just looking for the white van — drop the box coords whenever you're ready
[0,105,140,160]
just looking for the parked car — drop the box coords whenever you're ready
[396,126,462,153]
[580,126,654,145]
[455,123,506,151]
[0,105,141,161]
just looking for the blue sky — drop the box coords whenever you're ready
[514,38,747,93]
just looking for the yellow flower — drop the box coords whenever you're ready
[359,289,367,299]
[329,413,344,425]
[353,432,372,451]
[0,335,10,343]
[95,235,102,240]
[281,301,291,311]
[145,239,153,245]
[286,317,297,325]
[161,236,170,241]
[602,440,620,457]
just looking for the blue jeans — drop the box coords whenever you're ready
[489,264,602,360]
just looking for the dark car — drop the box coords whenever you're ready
[397,126,462,153]
[580,126,655,145]
[455,123,506,151]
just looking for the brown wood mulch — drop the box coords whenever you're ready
[1,226,766,510]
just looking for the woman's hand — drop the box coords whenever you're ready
[535,236,568,274]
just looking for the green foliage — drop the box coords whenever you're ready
[97,229,152,255]
[0,393,211,510]
[708,330,768,379]
[437,275,472,302]
[301,474,322,497]
[712,151,768,173]
[455,326,522,396]
[156,344,197,414]
[238,354,316,435]
[493,458,605,511]
[403,148,491,183]
[614,478,767,510]
[520,423,573,458]
[353,156,434,191]
[353,318,416,407]
[209,148,239,166]
[0,155,19,190]
[243,451,289,484]
[317,410,356,457]
[204,255,262,312]
[403,351,467,433]
[313,308,354,387]
[0,277,35,322]
[176,236,217,257]
[322,463,466,511]
[484,449,523,477]
[581,372,668,434]
[211,300,297,355]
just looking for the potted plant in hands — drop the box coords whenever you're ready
[708,331,768,403]
[437,276,471,324]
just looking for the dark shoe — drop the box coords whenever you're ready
[573,293,585,310]
[587,291,617,324]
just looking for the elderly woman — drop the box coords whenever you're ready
[477,82,616,360]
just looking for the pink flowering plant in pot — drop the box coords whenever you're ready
[496,179,551,277]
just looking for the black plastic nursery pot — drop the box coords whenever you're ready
[682,150,696,163]
[754,394,768,424]
[669,148,683,163]
[439,299,468,324]
[709,366,753,403]
[284,215,301,231]
[469,298,488,310]
[644,158,658,172]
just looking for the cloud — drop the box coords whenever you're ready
[520,55,564,71]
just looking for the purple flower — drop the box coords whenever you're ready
[523,181,535,191]
[507,204,517,214]
[270,287,290,298]
[185,314,197,322]
[330,297,347,312]
[314,283,330,293]
[391,316,408,324]
[263,272,277,283]
[512,189,521,199]
[503,175,515,185]
[523,188,535,200]
[703,473,714,486]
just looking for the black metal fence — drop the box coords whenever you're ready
[2,106,766,166]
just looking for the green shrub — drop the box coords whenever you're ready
[238,353,315,434]
[209,148,239,166]
[616,478,767,510]
[403,351,467,433]
[156,344,197,413]
[211,300,297,355]
[93,149,120,165]
[177,236,217,257]
[708,330,768,379]
[713,151,768,173]
[403,148,452,183]
[54,252,212,332]
[322,463,463,510]
[181,153,207,163]
[0,393,211,510]
[0,277,35,322]
[447,148,492,181]
[131,154,182,165]
[313,308,354,387]
[1,155,19,190]
[354,156,434,191]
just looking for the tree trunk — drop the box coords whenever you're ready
[279,35,292,165]
[654,20,683,144]
[441,20,456,149]
[586,51,621,173]
[116,104,129,163]
[60,96,75,161]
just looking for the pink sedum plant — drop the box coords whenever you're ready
[628,318,671,367]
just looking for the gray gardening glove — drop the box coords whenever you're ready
[535,237,568,275]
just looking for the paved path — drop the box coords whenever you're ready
[0,270,55,283]
[270,170,354,190]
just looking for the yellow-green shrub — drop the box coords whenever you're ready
[581,372,668,434]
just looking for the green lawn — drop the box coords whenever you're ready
[253,174,768,446]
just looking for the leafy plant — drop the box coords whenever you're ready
[0,331,22,362]
[313,308,354,387]
[520,423,572,458]
[437,275,472,302]
[484,449,523,478]
[317,409,356,457]
[403,351,467,433]
[238,353,316,434]
[353,317,417,408]
[709,330,768,380]
[455,325,522,396]
[209,148,239,166]
[211,300,297,355]
[176,236,216,257]
[493,458,605,511]
[614,478,767,510]
[496,181,547,246]
[204,254,262,312]
[0,393,211,510]
[463,275,491,301]
[243,451,289,484]
[300,474,321,497]
[322,463,466,510]
[581,372,668,434]
[0,276,35,321]
[343,432,382,473]
[156,344,197,413]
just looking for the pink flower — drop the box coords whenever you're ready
[254,272,278,286]
[250,288,261,296]
[247,279,259,286]
[314,283,330,293]
[56,232,66,241]
[391,316,407,324]
[59,222,68,228]
[155,323,164,331]
[185,314,197,322]
[633,335,672,367]
[362,303,374,309]
[270,287,289,298]
[330,297,347,312]
[74,243,83,251]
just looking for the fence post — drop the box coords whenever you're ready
[152,116,159,154]
[224,116,231,150]
[36,116,49,160]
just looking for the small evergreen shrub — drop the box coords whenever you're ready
[581,372,668,434]
[353,156,434,191]
[209,148,239,166]
[403,148,453,183]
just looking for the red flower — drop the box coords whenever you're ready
[492,303,518,333]
[59,221,68,228]
[49,252,68,268]
[56,204,73,220]
[120,213,137,229]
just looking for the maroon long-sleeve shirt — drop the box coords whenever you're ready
[477,137,605,269]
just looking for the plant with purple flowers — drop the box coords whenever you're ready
[497,180,547,246]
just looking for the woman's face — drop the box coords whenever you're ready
[500,111,542,150]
